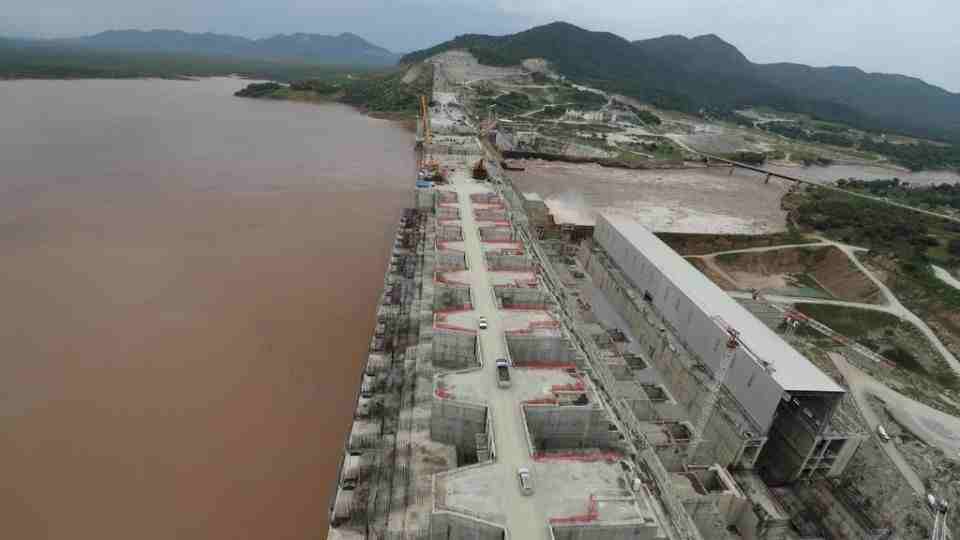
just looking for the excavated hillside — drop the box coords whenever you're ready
[686,257,737,290]
[708,246,883,303]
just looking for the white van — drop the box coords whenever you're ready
[877,425,891,442]
[517,467,534,495]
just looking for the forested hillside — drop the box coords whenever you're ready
[401,22,960,144]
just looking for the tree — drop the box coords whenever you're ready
[948,238,960,257]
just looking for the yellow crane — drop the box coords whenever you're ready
[417,95,443,181]
[420,95,432,145]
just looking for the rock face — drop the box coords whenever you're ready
[426,50,531,91]
[521,58,554,76]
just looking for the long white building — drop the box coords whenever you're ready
[591,214,863,482]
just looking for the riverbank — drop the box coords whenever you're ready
[232,83,417,131]
[0,37,384,81]
[232,66,430,128]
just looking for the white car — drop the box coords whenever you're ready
[517,467,534,495]
[478,316,488,330]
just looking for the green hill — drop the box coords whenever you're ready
[0,38,372,80]
[61,30,401,67]
[401,22,960,144]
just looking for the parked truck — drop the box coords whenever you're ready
[496,359,511,388]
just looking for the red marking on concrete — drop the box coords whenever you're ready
[534,451,622,463]
[434,306,474,314]
[550,380,586,393]
[434,273,470,287]
[549,495,599,524]
[523,397,559,405]
[513,362,577,370]
[479,238,517,244]
[436,240,466,253]
[505,320,561,335]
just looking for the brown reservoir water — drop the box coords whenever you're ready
[0,78,412,539]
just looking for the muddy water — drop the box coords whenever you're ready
[765,162,960,186]
[511,160,789,234]
[0,78,412,539]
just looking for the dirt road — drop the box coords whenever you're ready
[697,240,960,379]
[833,353,960,457]
[830,352,925,493]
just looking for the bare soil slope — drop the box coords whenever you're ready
[686,257,737,290]
[713,246,882,303]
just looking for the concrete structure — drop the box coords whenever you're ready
[332,79,722,540]
[520,191,595,242]
[583,245,767,470]
[436,247,467,273]
[433,312,477,369]
[672,466,790,540]
[418,120,680,539]
[433,457,665,540]
[431,385,489,462]
[417,187,436,210]
[438,220,464,241]
[522,192,557,240]
[625,383,685,423]
[506,331,579,367]
[495,286,554,310]
[590,214,863,481]
[485,251,533,272]
[435,282,473,311]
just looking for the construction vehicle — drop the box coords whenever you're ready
[517,467,534,495]
[929,494,950,540]
[496,359,511,388]
[416,94,446,183]
[472,159,488,180]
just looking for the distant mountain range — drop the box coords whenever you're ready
[42,29,401,66]
[402,22,960,143]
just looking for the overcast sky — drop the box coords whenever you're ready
[4,0,959,92]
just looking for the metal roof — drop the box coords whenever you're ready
[599,214,844,394]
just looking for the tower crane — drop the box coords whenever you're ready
[691,318,741,456]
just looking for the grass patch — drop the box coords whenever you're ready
[797,301,960,391]
[233,65,432,117]
[882,345,926,374]
[554,85,607,110]
[790,273,832,295]
[474,91,537,116]
[716,253,741,264]
[794,304,900,338]
[532,105,567,120]
[656,230,817,256]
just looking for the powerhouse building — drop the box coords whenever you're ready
[591,214,863,482]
